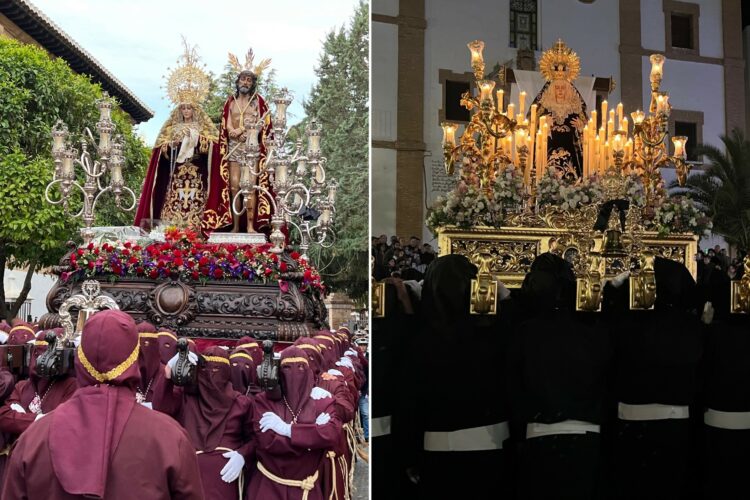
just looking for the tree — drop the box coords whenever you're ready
[302,1,369,302]
[0,38,149,320]
[671,129,750,251]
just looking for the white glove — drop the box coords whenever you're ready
[327,369,343,377]
[167,351,199,371]
[0,331,8,344]
[220,450,245,483]
[72,335,81,348]
[315,412,331,426]
[34,413,45,421]
[336,357,353,369]
[610,271,630,288]
[702,302,715,325]
[345,349,357,356]
[310,387,332,400]
[10,403,25,414]
[259,412,291,437]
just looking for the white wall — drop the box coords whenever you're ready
[3,270,56,321]
[374,0,398,17]
[371,148,398,237]
[372,22,398,142]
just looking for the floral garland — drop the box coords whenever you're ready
[64,227,325,292]
[651,195,713,237]
[537,167,604,210]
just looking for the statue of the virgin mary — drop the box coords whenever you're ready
[530,40,588,180]
[134,40,232,232]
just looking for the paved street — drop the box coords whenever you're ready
[353,443,370,499]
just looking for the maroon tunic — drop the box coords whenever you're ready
[0,377,77,436]
[0,370,16,487]
[153,350,255,500]
[1,399,204,499]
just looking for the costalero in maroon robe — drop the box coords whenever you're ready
[157,328,179,365]
[247,346,342,500]
[135,322,166,404]
[1,310,203,499]
[153,346,255,500]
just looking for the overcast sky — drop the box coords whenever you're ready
[31,0,361,145]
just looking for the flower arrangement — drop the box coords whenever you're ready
[537,167,604,210]
[650,195,713,237]
[426,180,503,235]
[65,227,325,292]
[493,164,525,209]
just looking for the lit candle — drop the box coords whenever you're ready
[468,40,485,68]
[607,119,614,142]
[507,103,515,120]
[617,103,623,126]
[519,91,526,116]
[600,101,608,128]
[656,93,670,114]
[613,133,624,153]
[441,122,458,148]
[496,89,504,113]
[625,138,633,162]
[620,117,628,133]
[591,110,598,131]
[631,110,645,126]
[672,136,687,159]
[478,80,495,103]
[650,54,665,83]
[594,135,601,173]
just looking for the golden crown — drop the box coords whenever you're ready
[227,48,272,77]
[164,37,211,106]
[539,39,581,82]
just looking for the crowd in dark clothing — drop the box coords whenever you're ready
[697,245,747,282]
[371,234,437,281]
[372,251,750,500]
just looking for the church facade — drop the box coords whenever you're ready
[372,0,746,242]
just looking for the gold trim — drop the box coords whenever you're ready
[296,344,320,353]
[139,332,160,339]
[236,342,259,350]
[34,340,49,346]
[281,357,309,366]
[203,355,230,365]
[158,331,178,340]
[230,352,254,362]
[77,342,140,383]
[10,326,34,336]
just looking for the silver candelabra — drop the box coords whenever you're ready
[233,88,337,257]
[47,93,136,244]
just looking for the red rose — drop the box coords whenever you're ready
[129,257,138,265]
[174,249,182,258]
[93,248,100,256]
[133,245,142,252]
[270,254,278,262]
[242,270,250,279]
[136,267,145,276]
[122,248,131,257]
[149,269,159,279]
[112,265,121,274]
[201,267,210,277]
[191,271,199,280]
[213,268,224,279]
[304,269,313,280]
[174,257,184,267]
[290,251,300,260]
[124,241,132,249]
[280,262,288,273]
[226,244,237,253]
[186,260,196,269]
[264,268,273,276]
[199,256,209,266]
[87,261,95,270]
[244,251,254,260]
[87,242,94,250]
[157,260,166,268]
[76,248,85,256]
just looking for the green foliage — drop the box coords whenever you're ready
[670,129,750,251]
[302,1,369,301]
[0,38,149,319]
[204,64,283,126]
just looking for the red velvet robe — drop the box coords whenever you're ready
[0,370,16,487]
[218,94,274,233]
[0,377,77,436]
[1,401,204,499]
[134,133,231,233]
[247,393,342,500]
[318,377,356,500]
[152,377,255,500]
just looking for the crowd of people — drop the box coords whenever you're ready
[371,235,437,281]
[0,315,367,499]
[372,251,750,499]
[697,244,747,283]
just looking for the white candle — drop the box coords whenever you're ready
[519,91,526,116]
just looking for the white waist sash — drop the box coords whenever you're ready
[423,421,509,452]
[618,402,689,421]
[371,415,391,438]
[526,420,600,439]
[704,409,750,430]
